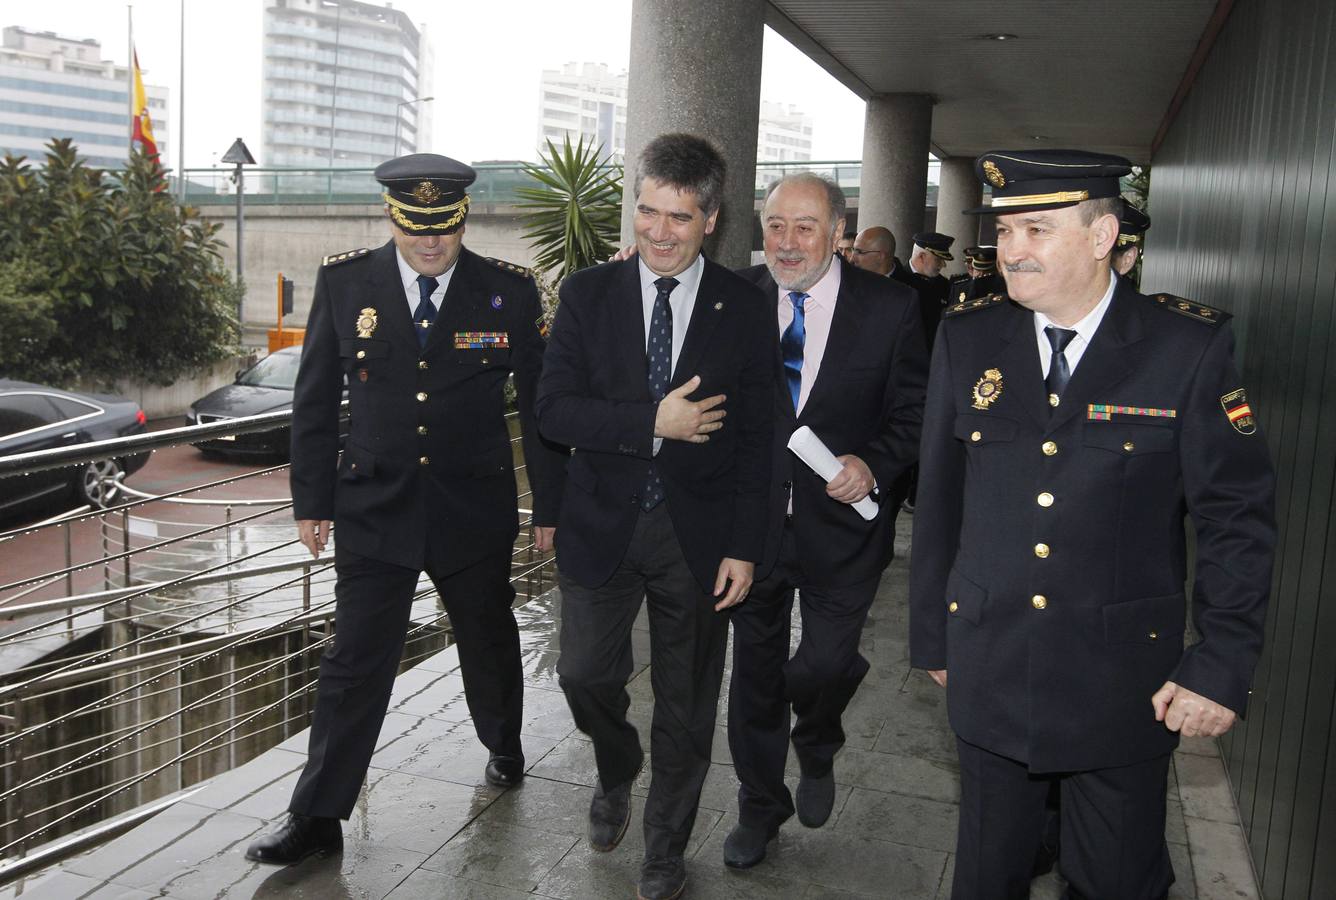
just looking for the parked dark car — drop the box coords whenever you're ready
[0,380,152,515]
[187,347,317,458]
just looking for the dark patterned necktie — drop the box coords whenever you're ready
[642,276,678,511]
[1044,326,1078,408]
[781,291,807,411]
[413,274,439,349]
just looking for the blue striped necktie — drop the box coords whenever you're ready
[781,291,807,410]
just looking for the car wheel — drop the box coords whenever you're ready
[77,458,126,508]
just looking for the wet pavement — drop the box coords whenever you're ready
[4,520,1261,899]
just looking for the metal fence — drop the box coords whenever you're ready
[0,411,553,878]
[177,160,894,207]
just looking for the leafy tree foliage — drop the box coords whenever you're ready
[0,139,241,386]
[517,136,623,282]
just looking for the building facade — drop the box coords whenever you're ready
[0,27,169,170]
[261,0,431,168]
[536,62,811,166]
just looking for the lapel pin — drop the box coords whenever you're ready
[491,295,504,310]
[714,301,723,311]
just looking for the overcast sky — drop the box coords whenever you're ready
[8,0,869,170]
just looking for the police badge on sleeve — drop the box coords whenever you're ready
[1220,388,1257,434]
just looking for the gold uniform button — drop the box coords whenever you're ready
[1042,441,1057,456]
[1031,594,1048,610]
[948,601,959,613]
[1123,441,1135,452]
[1048,393,1060,407]
[419,456,430,465]
[356,350,366,360]
[1148,631,1159,641]
[417,425,427,435]
[1034,543,1050,558]
[970,431,982,442]
[418,360,429,370]
[416,392,428,402]
[1037,492,1054,507]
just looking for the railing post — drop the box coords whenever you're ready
[64,524,74,639]
[120,508,131,589]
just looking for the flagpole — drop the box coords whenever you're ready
[177,0,186,202]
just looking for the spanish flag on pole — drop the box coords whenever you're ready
[131,49,159,159]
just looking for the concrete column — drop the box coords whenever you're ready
[936,156,982,276]
[858,94,933,261]
[621,0,765,269]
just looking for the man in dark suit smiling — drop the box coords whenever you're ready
[724,173,929,868]
[536,133,775,900]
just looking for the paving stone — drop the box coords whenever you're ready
[696,812,945,898]
[1168,838,1197,898]
[386,669,470,720]
[834,787,959,853]
[345,767,498,856]
[1166,796,1189,845]
[1185,817,1258,900]
[369,712,560,789]
[412,647,462,675]
[1176,753,1241,824]
[1,870,156,900]
[1177,735,1221,757]
[870,693,957,764]
[385,869,551,900]
[420,821,578,892]
[788,746,961,805]
[187,746,307,817]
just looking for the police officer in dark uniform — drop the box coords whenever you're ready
[907,231,955,307]
[947,246,1006,306]
[1114,204,1151,284]
[910,149,1275,898]
[245,153,568,865]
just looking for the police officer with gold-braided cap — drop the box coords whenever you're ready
[909,148,1275,898]
[246,153,568,866]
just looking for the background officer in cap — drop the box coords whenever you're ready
[1114,204,1151,284]
[907,231,956,308]
[947,246,1005,307]
[909,148,1275,898]
[246,152,568,865]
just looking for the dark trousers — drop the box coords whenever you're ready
[727,522,881,831]
[289,545,521,819]
[952,737,1175,900]
[556,504,729,860]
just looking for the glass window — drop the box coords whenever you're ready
[0,393,59,438]
[49,396,100,421]
[238,351,302,390]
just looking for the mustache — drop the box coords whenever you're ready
[1004,262,1043,273]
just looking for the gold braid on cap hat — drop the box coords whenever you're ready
[383,192,470,232]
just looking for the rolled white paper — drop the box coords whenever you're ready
[786,425,879,521]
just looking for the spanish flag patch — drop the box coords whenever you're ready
[1220,388,1257,434]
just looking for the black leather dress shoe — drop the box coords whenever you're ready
[484,753,525,788]
[245,813,342,865]
[638,855,686,900]
[588,777,633,852]
[723,821,777,869]
[795,770,836,827]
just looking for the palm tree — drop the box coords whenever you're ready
[517,135,623,283]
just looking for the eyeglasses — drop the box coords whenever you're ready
[850,248,884,257]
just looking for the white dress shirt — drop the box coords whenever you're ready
[775,255,841,416]
[1033,270,1117,379]
[396,246,456,319]
[640,254,704,454]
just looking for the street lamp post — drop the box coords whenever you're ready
[220,138,255,324]
[394,96,434,157]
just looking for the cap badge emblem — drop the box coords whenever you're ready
[355,307,378,338]
[412,180,442,204]
[972,368,1004,410]
[983,160,1006,188]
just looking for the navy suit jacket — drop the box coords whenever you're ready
[290,243,567,572]
[909,282,1276,772]
[739,256,929,587]
[536,257,775,591]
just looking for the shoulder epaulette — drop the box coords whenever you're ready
[943,292,1008,317]
[946,274,972,305]
[1150,292,1229,325]
[483,256,533,278]
[322,247,370,267]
